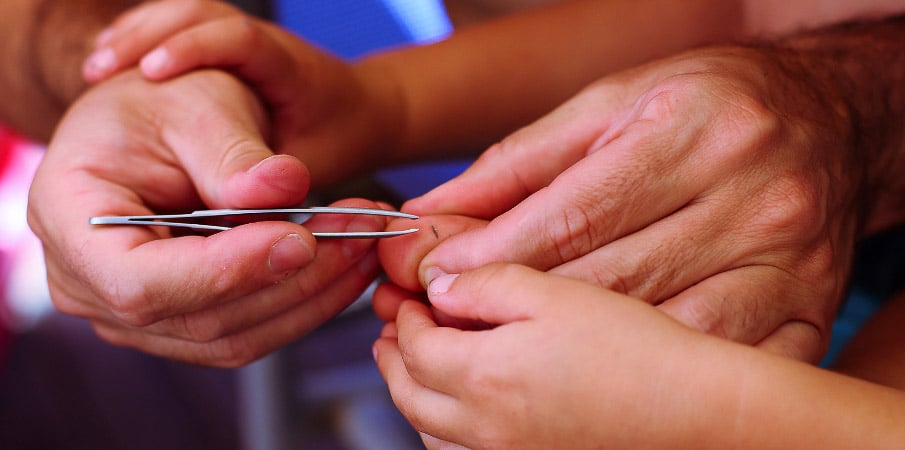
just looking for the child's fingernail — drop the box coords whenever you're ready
[428,273,459,296]
[84,48,116,77]
[141,48,170,75]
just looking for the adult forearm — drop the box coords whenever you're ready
[0,0,142,141]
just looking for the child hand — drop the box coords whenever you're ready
[373,263,730,448]
[83,0,242,83]
[83,0,401,189]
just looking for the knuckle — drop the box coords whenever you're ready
[585,264,631,296]
[90,322,132,348]
[171,313,229,343]
[105,285,159,327]
[482,139,540,194]
[772,321,824,363]
[748,175,820,240]
[542,190,600,266]
[206,338,259,368]
[674,298,727,338]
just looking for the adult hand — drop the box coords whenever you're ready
[374,263,732,449]
[379,46,864,362]
[28,69,387,367]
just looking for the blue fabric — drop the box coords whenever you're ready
[820,287,885,367]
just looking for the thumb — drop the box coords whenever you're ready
[163,72,311,209]
[425,263,564,325]
[221,152,311,208]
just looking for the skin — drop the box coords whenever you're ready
[82,0,751,188]
[11,0,905,367]
[27,69,389,367]
[373,263,905,449]
[376,16,905,363]
[371,15,905,447]
[0,0,142,141]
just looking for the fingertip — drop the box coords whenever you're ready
[140,47,172,79]
[82,48,117,83]
[225,154,310,208]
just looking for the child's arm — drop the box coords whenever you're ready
[83,0,905,184]
[85,0,751,173]
[373,263,905,448]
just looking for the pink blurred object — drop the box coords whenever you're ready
[0,125,48,365]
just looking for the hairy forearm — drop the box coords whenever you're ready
[772,15,905,235]
[359,0,748,164]
[0,0,142,141]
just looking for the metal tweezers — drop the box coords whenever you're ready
[89,207,419,238]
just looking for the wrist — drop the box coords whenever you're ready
[352,55,410,167]
[772,16,905,235]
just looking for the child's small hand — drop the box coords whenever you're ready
[373,263,725,448]
[83,0,242,83]
[83,0,401,189]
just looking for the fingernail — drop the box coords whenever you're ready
[246,155,282,174]
[84,48,116,77]
[268,234,314,275]
[371,344,379,361]
[140,48,170,75]
[428,273,459,296]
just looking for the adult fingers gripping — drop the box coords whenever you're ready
[659,265,835,363]
[378,214,488,292]
[89,250,381,367]
[417,110,712,287]
[84,0,241,82]
[140,200,388,339]
[86,251,376,367]
[52,221,317,328]
[74,200,389,366]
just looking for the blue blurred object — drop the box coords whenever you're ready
[275,0,451,60]
[274,0,464,200]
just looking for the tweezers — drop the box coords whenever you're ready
[89,207,419,238]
